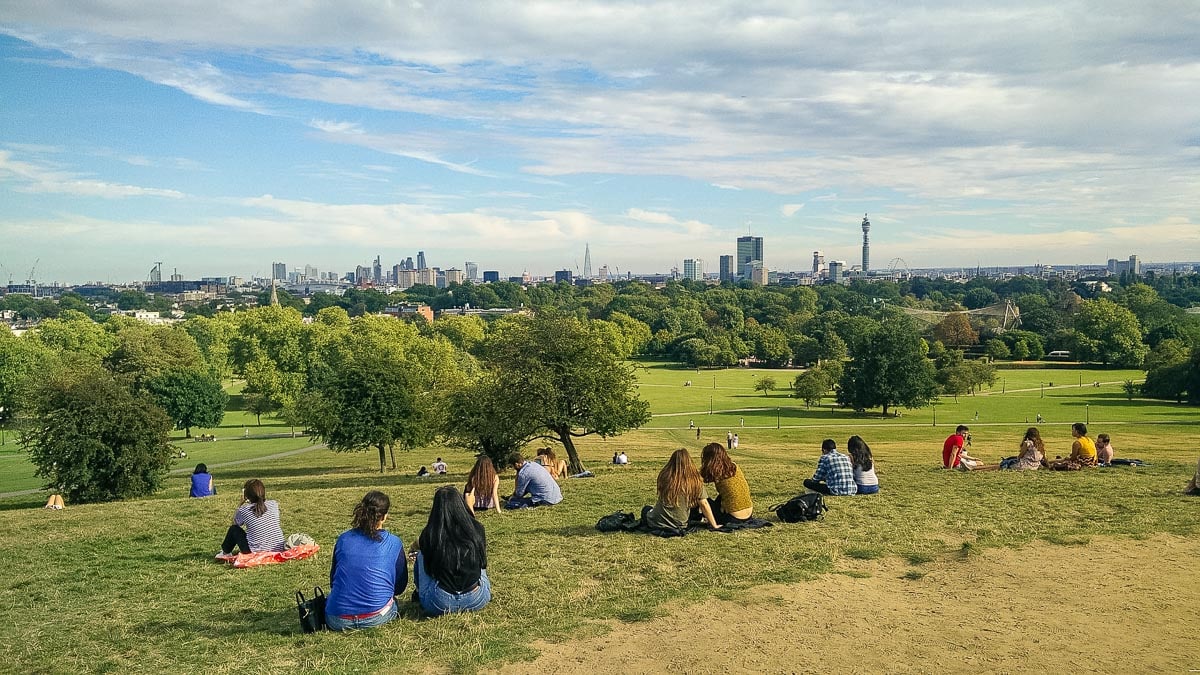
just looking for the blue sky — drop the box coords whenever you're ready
[1,1,1198,284]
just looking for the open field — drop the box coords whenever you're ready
[1,364,1198,673]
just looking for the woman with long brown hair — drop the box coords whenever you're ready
[217,478,284,559]
[535,447,569,480]
[463,455,502,516]
[325,491,408,631]
[644,448,721,531]
[1008,427,1045,470]
[698,442,754,522]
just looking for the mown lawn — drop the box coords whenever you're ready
[2,366,1199,673]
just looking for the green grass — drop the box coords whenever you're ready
[1,366,1199,672]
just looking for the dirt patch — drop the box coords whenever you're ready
[498,534,1200,673]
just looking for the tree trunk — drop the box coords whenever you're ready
[377,443,386,473]
[388,444,397,470]
[882,403,890,415]
[185,427,192,438]
[557,427,585,475]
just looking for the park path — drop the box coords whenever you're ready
[0,442,326,499]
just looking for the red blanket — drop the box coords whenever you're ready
[220,544,320,568]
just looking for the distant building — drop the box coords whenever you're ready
[598,265,610,282]
[355,265,372,285]
[736,235,763,276]
[373,255,382,284]
[416,251,427,270]
[812,251,824,277]
[482,270,500,283]
[396,269,417,289]
[554,269,573,284]
[1107,254,1141,276]
[304,264,319,281]
[382,304,434,323]
[719,255,735,282]
[828,260,847,284]
[861,214,871,272]
[583,243,593,279]
[272,262,287,281]
[683,258,703,281]
[750,263,768,286]
[416,268,438,286]
[444,268,465,285]
[464,262,478,281]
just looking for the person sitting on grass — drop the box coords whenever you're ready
[942,425,996,471]
[644,448,721,531]
[804,439,858,495]
[505,451,562,509]
[432,457,447,474]
[463,456,502,516]
[1186,457,1200,496]
[847,435,879,494]
[535,447,569,480]
[698,442,753,523]
[1049,422,1097,471]
[617,451,629,465]
[216,479,285,560]
[1095,433,1115,466]
[411,486,491,616]
[1003,427,1046,470]
[43,494,65,510]
[325,491,407,631]
[190,463,216,498]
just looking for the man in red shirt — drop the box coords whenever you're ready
[942,424,995,470]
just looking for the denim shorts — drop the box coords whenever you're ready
[414,552,492,616]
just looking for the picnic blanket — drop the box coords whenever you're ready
[222,544,320,568]
[595,509,773,538]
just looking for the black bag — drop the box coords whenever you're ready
[769,493,828,523]
[296,586,327,633]
[596,510,641,532]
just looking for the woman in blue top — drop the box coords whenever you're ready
[326,491,408,631]
[189,463,215,498]
[411,486,491,616]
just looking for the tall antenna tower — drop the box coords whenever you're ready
[861,214,871,272]
[583,243,592,279]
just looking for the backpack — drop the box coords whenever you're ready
[769,493,828,523]
[595,510,641,532]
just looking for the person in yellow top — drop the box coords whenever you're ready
[1050,422,1097,470]
[697,442,754,523]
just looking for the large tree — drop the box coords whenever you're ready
[146,370,228,437]
[1072,298,1148,366]
[481,311,651,473]
[838,314,938,415]
[22,366,176,503]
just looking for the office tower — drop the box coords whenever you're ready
[719,255,734,282]
[435,271,447,289]
[555,269,573,283]
[373,255,382,283]
[272,262,287,281]
[736,236,763,277]
[482,270,500,283]
[402,256,414,270]
[683,258,703,281]
[356,265,371,284]
[445,268,465,285]
[812,251,824,276]
[583,243,592,279]
[1128,254,1141,275]
[828,260,845,283]
[396,268,416,289]
[304,264,318,280]
[416,251,427,270]
[393,264,403,284]
[464,262,478,281]
[598,265,609,282]
[417,268,438,286]
[861,214,871,272]
[750,264,768,286]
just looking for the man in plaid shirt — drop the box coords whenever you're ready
[803,439,858,495]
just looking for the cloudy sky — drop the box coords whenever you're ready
[1,1,1198,284]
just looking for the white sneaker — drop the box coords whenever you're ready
[215,551,236,561]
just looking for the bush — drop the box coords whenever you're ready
[21,366,176,503]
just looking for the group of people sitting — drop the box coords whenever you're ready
[802,436,879,496]
[943,423,1119,472]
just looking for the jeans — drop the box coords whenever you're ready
[855,484,880,495]
[325,598,399,631]
[504,496,547,510]
[221,525,250,554]
[803,478,833,495]
[414,552,491,616]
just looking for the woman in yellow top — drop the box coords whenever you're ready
[698,442,754,523]
[1050,422,1097,470]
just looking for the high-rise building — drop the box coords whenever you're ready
[304,264,319,280]
[416,251,427,270]
[751,264,768,286]
[812,251,824,277]
[719,255,735,282]
[736,236,763,277]
[403,257,414,270]
[445,268,465,285]
[392,264,403,284]
[555,269,573,284]
[373,255,382,284]
[583,243,592,279]
[1128,254,1141,275]
[828,260,846,284]
[416,268,438,286]
[464,262,478,281]
[272,262,287,281]
[482,270,500,283]
[683,258,703,281]
[598,265,609,282]
[861,214,871,272]
[396,269,417,289]
[356,265,372,285]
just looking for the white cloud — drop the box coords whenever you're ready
[0,150,186,199]
[781,203,804,216]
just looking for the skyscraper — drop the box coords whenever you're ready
[683,258,703,281]
[272,262,287,281]
[416,251,427,270]
[812,251,824,277]
[719,255,734,282]
[736,236,763,277]
[373,255,382,284]
[583,243,592,279]
[861,214,871,272]
[464,261,478,281]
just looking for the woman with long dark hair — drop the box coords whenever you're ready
[698,442,753,522]
[463,456,502,516]
[411,486,491,615]
[190,463,215,498]
[325,491,408,631]
[644,448,720,531]
[217,479,284,559]
[847,435,879,494]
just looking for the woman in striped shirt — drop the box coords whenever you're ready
[217,479,285,559]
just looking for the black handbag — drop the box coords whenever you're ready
[296,586,327,633]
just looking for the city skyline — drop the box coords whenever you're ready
[2,3,1199,284]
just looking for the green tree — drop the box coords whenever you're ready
[754,376,778,396]
[1122,379,1139,400]
[1072,298,1148,366]
[792,368,831,407]
[441,373,541,467]
[103,324,204,391]
[481,312,651,473]
[754,327,792,367]
[21,366,175,503]
[146,370,228,437]
[984,338,1011,360]
[1142,339,1190,402]
[838,315,938,415]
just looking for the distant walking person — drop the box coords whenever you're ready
[696,427,701,440]
[732,434,739,450]
[727,431,733,450]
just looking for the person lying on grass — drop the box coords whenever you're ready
[644,448,721,531]
[535,447,569,481]
[1049,422,1097,471]
[463,455,502,516]
[217,479,285,559]
[698,442,754,523]
[804,439,858,495]
[325,491,407,631]
[411,486,491,616]
[848,435,879,494]
[504,451,563,509]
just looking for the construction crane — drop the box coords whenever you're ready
[26,258,39,285]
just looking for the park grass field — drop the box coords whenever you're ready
[1,364,1198,673]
